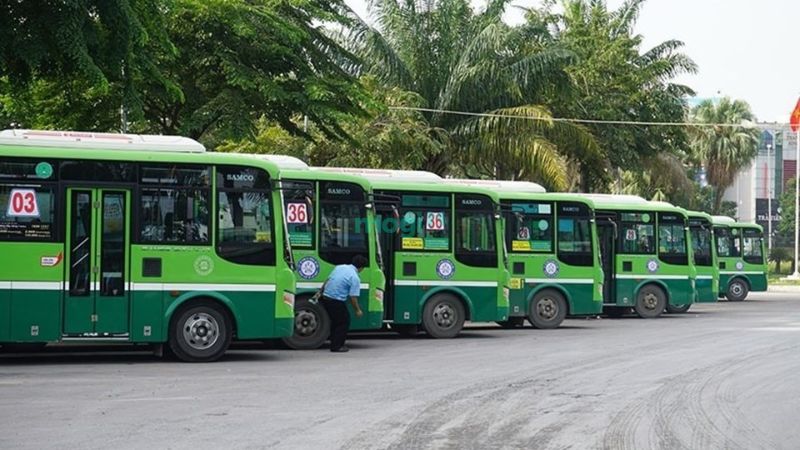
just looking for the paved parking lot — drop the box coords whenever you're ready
[2,292,799,449]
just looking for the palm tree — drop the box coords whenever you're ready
[344,0,603,190]
[691,98,759,213]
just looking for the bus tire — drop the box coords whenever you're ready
[666,304,691,314]
[169,300,232,362]
[528,289,567,329]
[422,294,465,339]
[634,285,666,319]
[391,324,419,337]
[496,317,526,329]
[282,297,330,350]
[726,279,749,302]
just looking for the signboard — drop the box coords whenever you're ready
[6,189,40,217]
[286,203,308,224]
[425,211,445,231]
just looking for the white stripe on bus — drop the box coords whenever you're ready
[524,278,594,284]
[614,275,689,280]
[719,271,765,275]
[130,283,277,292]
[393,280,498,287]
[0,281,64,290]
[695,275,713,279]
[296,282,369,290]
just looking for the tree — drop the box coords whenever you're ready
[135,0,367,148]
[691,98,759,213]
[347,0,603,190]
[0,0,173,125]
[528,0,696,191]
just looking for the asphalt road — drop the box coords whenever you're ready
[2,292,799,450]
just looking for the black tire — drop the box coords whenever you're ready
[634,285,666,319]
[391,324,419,337]
[496,317,526,329]
[528,289,568,329]
[726,278,749,302]
[282,297,330,350]
[666,303,691,314]
[422,294,465,338]
[169,301,232,362]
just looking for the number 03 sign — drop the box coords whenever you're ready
[6,189,40,218]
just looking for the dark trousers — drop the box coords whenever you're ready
[322,297,350,350]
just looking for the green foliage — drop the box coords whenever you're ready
[348,0,603,190]
[530,0,696,190]
[691,97,759,213]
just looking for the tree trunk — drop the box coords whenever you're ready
[713,187,724,215]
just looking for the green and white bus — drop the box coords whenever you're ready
[253,156,385,349]
[712,216,768,301]
[319,168,510,338]
[588,195,696,318]
[0,130,296,361]
[445,179,603,328]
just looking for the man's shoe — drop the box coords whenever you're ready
[330,346,350,353]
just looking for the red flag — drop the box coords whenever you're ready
[791,98,800,132]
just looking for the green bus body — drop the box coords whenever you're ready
[0,131,295,361]
[323,170,510,337]
[589,196,696,318]
[685,210,719,303]
[712,216,768,301]
[262,164,385,349]
[500,192,604,322]
[442,179,603,328]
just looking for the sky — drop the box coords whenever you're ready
[344,0,800,124]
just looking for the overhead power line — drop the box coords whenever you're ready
[387,106,791,129]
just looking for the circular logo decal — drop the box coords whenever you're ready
[641,213,651,223]
[297,257,321,280]
[735,261,744,270]
[543,259,560,278]
[436,259,456,280]
[646,259,660,273]
[35,162,53,179]
[403,211,416,224]
[538,220,549,231]
[194,255,214,276]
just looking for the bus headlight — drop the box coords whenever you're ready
[375,289,384,303]
[283,292,295,308]
[503,287,510,301]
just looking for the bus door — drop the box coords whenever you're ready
[596,214,616,303]
[63,188,131,336]
[375,203,398,320]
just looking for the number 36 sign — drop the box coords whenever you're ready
[6,189,40,218]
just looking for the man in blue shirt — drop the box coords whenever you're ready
[317,255,367,352]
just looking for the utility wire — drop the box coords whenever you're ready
[388,106,791,129]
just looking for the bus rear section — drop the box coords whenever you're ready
[373,185,509,338]
[501,197,603,329]
[713,217,768,301]
[594,204,695,319]
[0,130,296,362]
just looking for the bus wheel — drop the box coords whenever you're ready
[282,298,330,350]
[422,294,465,339]
[528,290,567,329]
[666,304,691,314]
[496,317,526,329]
[726,279,749,302]
[634,285,666,319]
[391,324,419,337]
[169,301,232,362]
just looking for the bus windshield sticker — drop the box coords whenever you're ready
[517,226,530,240]
[402,237,424,250]
[625,229,637,240]
[424,237,449,250]
[512,240,531,251]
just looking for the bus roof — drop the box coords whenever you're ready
[0,129,205,153]
[683,209,713,222]
[712,215,737,226]
[314,167,442,183]
[254,154,310,170]
[278,168,373,191]
[443,178,547,193]
[586,194,686,214]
